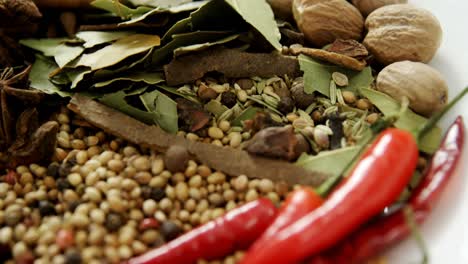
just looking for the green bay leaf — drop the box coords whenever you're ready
[140,90,179,133]
[54,44,84,68]
[360,88,441,153]
[225,0,281,50]
[29,55,71,97]
[91,0,152,19]
[19,38,67,56]
[299,55,374,96]
[77,34,161,70]
[76,31,135,48]
[128,0,191,8]
[94,72,165,88]
[99,90,155,124]
[150,31,230,66]
[296,146,361,180]
[173,34,240,57]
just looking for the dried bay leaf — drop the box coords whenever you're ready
[161,17,191,43]
[20,38,67,56]
[128,0,192,8]
[91,0,152,19]
[299,55,373,97]
[140,90,179,133]
[173,34,240,58]
[29,55,72,97]
[359,87,441,154]
[99,89,155,124]
[296,146,361,180]
[150,31,231,66]
[76,31,135,48]
[156,84,200,104]
[53,44,84,68]
[77,34,161,70]
[94,71,164,88]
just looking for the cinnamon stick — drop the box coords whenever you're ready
[68,95,329,187]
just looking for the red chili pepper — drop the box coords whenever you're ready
[244,187,323,259]
[240,128,419,264]
[309,116,465,264]
[126,198,277,264]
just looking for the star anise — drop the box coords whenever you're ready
[0,66,59,170]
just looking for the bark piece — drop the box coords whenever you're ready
[326,39,369,59]
[68,95,330,187]
[164,47,301,86]
[290,46,367,71]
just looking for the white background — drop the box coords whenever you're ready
[385,1,468,263]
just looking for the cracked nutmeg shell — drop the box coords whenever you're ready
[376,61,448,117]
[292,0,364,47]
[351,0,408,16]
[363,4,442,65]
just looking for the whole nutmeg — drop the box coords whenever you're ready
[292,0,364,47]
[363,4,442,65]
[351,0,407,16]
[267,0,293,20]
[376,61,448,117]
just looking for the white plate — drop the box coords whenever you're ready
[385,1,468,263]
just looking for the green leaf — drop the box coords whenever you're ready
[360,88,441,153]
[156,85,200,104]
[29,55,72,97]
[90,0,152,19]
[224,0,281,50]
[99,90,155,124]
[77,34,161,70]
[231,106,260,126]
[128,0,191,8]
[161,17,191,43]
[67,68,93,89]
[296,146,361,180]
[298,55,374,96]
[20,38,67,56]
[20,38,84,68]
[76,31,135,48]
[53,44,84,68]
[94,71,165,88]
[150,31,230,66]
[204,100,229,118]
[140,90,179,133]
[173,34,240,57]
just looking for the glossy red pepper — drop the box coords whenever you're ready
[243,187,323,261]
[240,128,419,264]
[309,116,465,264]
[126,198,277,264]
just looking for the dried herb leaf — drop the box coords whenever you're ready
[204,100,229,118]
[29,55,72,97]
[53,44,84,68]
[94,71,164,88]
[161,17,191,43]
[99,89,155,124]
[360,88,441,154]
[140,90,179,133]
[173,34,240,58]
[19,38,67,56]
[296,146,361,179]
[76,31,135,48]
[77,34,160,70]
[128,0,192,8]
[231,106,260,127]
[150,31,231,66]
[299,55,373,97]
[91,0,152,19]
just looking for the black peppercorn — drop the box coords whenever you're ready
[56,178,72,191]
[150,187,166,202]
[65,251,82,264]
[38,201,56,217]
[160,221,183,242]
[221,91,237,108]
[106,213,124,232]
[277,96,295,114]
[47,162,60,178]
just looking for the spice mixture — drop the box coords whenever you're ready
[0,0,465,263]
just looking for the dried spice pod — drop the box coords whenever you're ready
[363,4,442,65]
[292,0,364,47]
[352,0,408,16]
